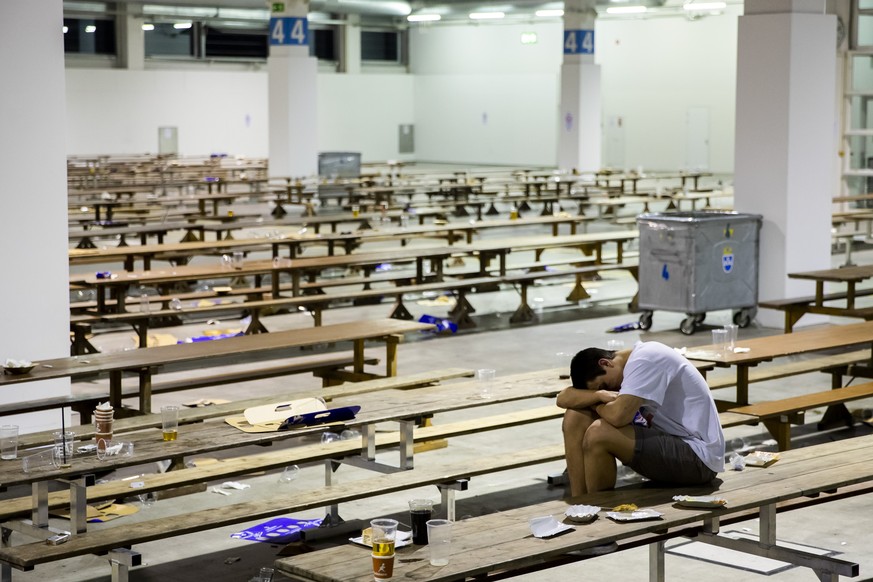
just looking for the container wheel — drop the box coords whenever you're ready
[679,316,697,335]
[733,308,754,328]
[638,311,653,330]
[692,313,706,324]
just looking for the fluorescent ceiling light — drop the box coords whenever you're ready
[606,5,647,14]
[536,9,564,17]
[173,22,193,29]
[84,25,97,33]
[469,12,505,20]
[408,14,441,22]
[683,1,727,10]
[62,26,69,34]
[142,23,155,31]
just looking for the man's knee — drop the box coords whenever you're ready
[581,419,614,450]
[562,408,595,437]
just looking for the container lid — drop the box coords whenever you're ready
[637,211,762,223]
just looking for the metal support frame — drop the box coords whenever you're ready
[321,420,416,525]
[109,548,142,582]
[437,479,468,521]
[686,503,857,581]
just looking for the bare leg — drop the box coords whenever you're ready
[582,420,636,493]
[562,408,596,498]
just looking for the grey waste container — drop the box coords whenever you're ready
[636,211,762,335]
[318,152,361,179]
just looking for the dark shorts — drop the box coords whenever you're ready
[626,424,717,486]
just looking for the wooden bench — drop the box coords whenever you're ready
[705,349,872,392]
[759,289,873,333]
[728,380,873,450]
[0,352,380,423]
[274,434,873,582]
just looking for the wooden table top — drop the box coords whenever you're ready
[788,264,873,283]
[274,434,873,582]
[464,230,639,253]
[683,320,873,365]
[0,366,562,489]
[0,319,432,389]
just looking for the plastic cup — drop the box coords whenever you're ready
[232,251,244,270]
[22,447,59,473]
[0,425,18,460]
[370,518,398,557]
[723,323,738,352]
[555,352,572,380]
[711,329,729,357]
[476,368,496,399]
[96,440,134,461]
[408,499,434,544]
[371,553,395,580]
[52,430,75,464]
[426,519,453,566]
[258,567,275,582]
[161,405,179,441]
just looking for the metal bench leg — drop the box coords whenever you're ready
[109,548,141,582]
[437,479,468,522]
[648,541,665,582]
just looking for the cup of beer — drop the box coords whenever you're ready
[370,518,399,580]
[161,405,179,441]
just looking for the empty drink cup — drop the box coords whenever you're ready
[0,425,18,460]
[426,519,453,566]
[371,553,395,580]
[711,329,729,357]
[723,323,739,352]
[52,430,75,465]
[161,405,179,441]
[232,251,244,270]
[408,499,434,544]
[476,368,496,399]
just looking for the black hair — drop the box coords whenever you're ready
[570,348,616,389]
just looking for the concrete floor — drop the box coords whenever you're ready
[23,179,873,581]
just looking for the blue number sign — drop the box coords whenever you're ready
[563,30,594,55]
[269,16,309,46]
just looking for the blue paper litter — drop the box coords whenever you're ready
[231,517,323,544]
[606,321,640,333]
[418,314,457,334]
[178,332,244,343]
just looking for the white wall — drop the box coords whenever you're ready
[66,68,415,163]
[64,10,741,171]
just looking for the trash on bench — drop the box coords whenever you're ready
[418,314,457,334]
[179,331,244,343]
[231,517,323,544]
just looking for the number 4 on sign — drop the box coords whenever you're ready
[563,30,594,55]
[269,17,308,46]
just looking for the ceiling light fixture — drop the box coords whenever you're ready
[469,12,505,20]
[62,26,69,34]
[606,5,647,14]
[407,14,441,22]
[173,22,193,30]
[683,1,727,10]
[535,9,564,17]
[84,25,97,33]
[142,23,155,31]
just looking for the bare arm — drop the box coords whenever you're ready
[556,386,618,410]
[594,393,645,427]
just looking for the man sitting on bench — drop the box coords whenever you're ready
[557,341,725,497]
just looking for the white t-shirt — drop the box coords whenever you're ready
[620,341,725,473]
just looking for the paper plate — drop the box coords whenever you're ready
[529,516,575,538]
[672,495,727,509]
[605,508,663,522]
[564,505,600,523]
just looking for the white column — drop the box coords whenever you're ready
[734,0,837,328]
[341,14,362,74]
[0,0,71,432]
[557,0,601,173]
[117,2,145,70]
[267,1,319,179]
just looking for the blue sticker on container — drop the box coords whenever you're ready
[722,246,734,273]
[661,265,669,280]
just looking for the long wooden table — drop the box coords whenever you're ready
[684,320,873,407]
[0,319,433,414]
[274,434,873,582]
